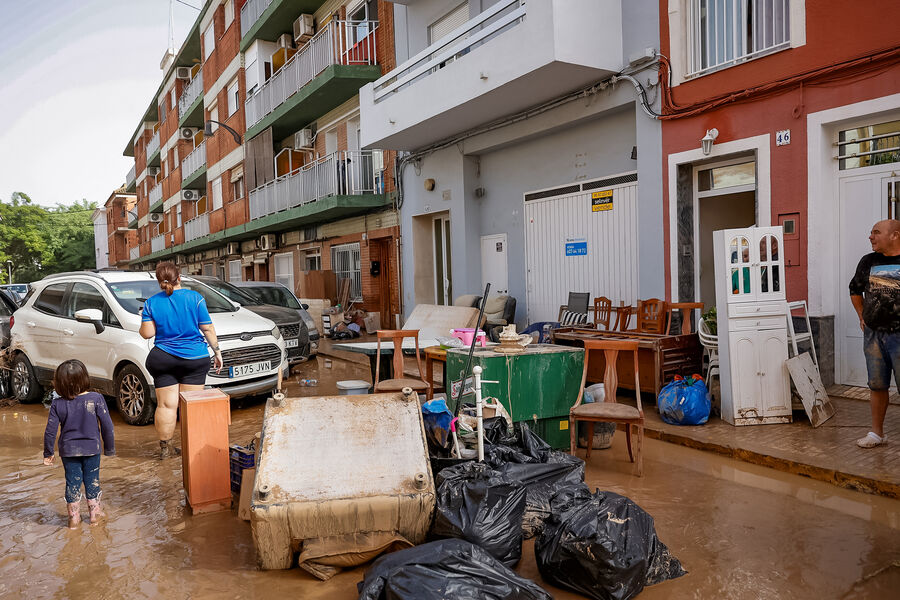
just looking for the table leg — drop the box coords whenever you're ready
[426,356,435,400]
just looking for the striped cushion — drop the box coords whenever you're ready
[560,310,588,326]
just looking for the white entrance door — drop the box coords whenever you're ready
[837,172,893,386]
[433,215,452,305]
[481,234,508,295]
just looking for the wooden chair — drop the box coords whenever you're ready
[374,330,429,393]
[636,298,668,333]
[668,302,704,334]
[569,339,644,476]
[611,303,633,332]
[593,296,612,329]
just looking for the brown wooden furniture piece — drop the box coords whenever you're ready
[611,303,633,332]
[636,298,668,333]
[593,296,613,329]
[569,339,644,476]
[374,330,429,393]
[179,389,232,514]
[668,302,704,334]
[551,327,703,396]
[423,346,447,400]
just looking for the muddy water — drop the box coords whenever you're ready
[1,355,898,599]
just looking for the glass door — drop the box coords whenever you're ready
[433,215,452,305]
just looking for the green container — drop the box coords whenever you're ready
[445,344,585,430]
[529,415,572,450]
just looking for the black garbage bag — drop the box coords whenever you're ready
[535,486,686,600]
[432,461,527,566]
[357,538,551,600]
[483,422,585,537]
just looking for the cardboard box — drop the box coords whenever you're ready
[364,312,381,334]
[299,298,331,335]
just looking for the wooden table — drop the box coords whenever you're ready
[335,339,439,384]
[423,346,447,400]
[551,327,702,395]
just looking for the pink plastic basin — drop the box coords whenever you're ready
[450,328,487,347]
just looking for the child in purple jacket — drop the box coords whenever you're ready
[43,360,116,529]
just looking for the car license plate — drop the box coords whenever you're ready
[286,339,299,348]
[229,361,272,378]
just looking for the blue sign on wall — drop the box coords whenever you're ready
[565,239,587,256]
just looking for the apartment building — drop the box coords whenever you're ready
[360,0,665,325]
[121,0,401,322]
[659,0,900,385]
[98,188,138,269]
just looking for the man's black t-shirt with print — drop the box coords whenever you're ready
[849,252,900,332]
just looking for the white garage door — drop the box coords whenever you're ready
[524,173,639,323]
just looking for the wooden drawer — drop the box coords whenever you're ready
[729,302,786,317]
[731,316,786,331]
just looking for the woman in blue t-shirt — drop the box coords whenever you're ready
[140,262,223,459]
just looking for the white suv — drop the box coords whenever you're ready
[9,271,287,425]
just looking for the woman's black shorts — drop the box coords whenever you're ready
[145,346,210,388]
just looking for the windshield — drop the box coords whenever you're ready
[243,285,302,309]
[196,279,261,306]
[107,280,237,314]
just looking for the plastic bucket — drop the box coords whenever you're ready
[336,380,371,395]
[450,328,487,347]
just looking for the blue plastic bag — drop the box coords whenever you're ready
[657,375,710,425]
[422,398,455,449]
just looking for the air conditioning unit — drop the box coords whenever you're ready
[258,234,278,251]
[226,242,240,256]
[149,213,164,223]
[175,66,192,79]
[277,33,294,49]
[180,127,198,140]
[181,189,200,201]
[148,167,160,177]
[293,14,314,43]
[293,128,313,150]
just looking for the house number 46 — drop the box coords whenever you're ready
[776,130,791,146]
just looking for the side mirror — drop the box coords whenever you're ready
[230,300,241,309]
[301,303,309,310]
[74,309,105,334]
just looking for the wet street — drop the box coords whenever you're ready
[1,355,899,599]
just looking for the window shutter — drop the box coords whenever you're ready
[429,2,469,44]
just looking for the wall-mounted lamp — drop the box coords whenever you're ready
[701,128,719,155]
[424,178,436,191]
[204,120,242,145]
[630,146,638,160]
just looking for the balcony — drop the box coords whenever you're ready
[126,164,136,192]
[244,19,381,141]
[147,130,161,164]
[360,0,623,150]
[185,212,210,242]
[178,69,204,126]
[249,150,386,222]
[240,0,326,50]
[181,142,207,189]
[151,235,166,253]
[148,184,164,212]
[129,246,139,261]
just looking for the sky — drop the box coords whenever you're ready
[0,0,201,209]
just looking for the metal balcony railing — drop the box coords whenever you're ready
[178,69,204,120]
[249,150,384,220]
[129,246,140,261]
[149,184,163,206]
[372,0,525,103]
[147,131,160,157]
[182,142,206,178]
[151,235,165,253]
[185,212,210,242]
[245,20,378,128]
[240,0,273,38]
[126,164,136,187]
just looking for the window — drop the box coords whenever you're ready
[177,203,182,227]
[170,87,176,111]
[211,177,223,211]
[232,177,244,200]
[67,283,104,317]
[162,158,168,178]
[173,145,179,165]
[227,78,239,116]
[331,242,362,301]
[429,2,468,44]
[228,259,242,282]
[274,253,295,293]
[203,23,215,61]
[697,161,755,191]
[209,104,219,133]
[225,0,234,26]
[303,248,321,271]
[202,263,214,276]
[838,119,900,170]
[348,0,376,44]
[688,0,790,76]
[159,102,167,123]
[34,283,69,315]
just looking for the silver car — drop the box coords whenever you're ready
[232,281,319,357]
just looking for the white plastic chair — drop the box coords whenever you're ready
[698,318,719,384]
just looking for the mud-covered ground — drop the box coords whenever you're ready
[1,356,898,599]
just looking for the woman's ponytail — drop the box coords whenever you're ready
[155,261,179,296]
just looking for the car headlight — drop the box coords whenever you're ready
[272,326,282,340]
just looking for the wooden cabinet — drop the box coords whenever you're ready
[714,227,791,425]
[179,389,232,514]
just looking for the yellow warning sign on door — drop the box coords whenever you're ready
[591,190,613,212]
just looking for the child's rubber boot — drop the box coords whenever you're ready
[67,501,82,529]
[159,439,182,460]
[87,497,106,525]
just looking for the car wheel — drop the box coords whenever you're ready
[11,354,43,404]
[115,364,155,426]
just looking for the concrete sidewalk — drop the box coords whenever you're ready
[640,396,900,499]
